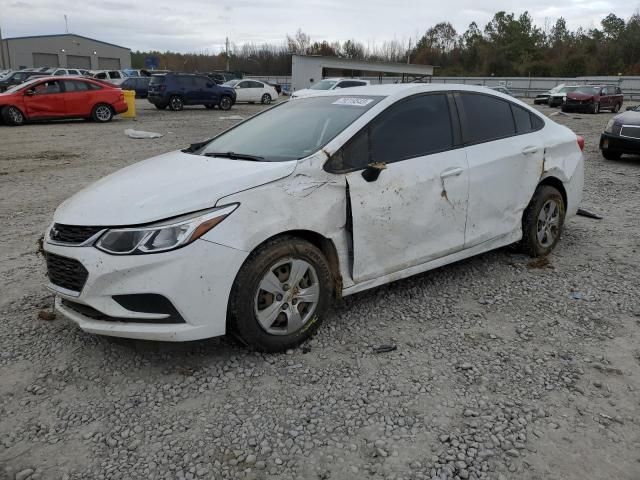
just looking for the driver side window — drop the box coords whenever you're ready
[33,80,62,95]
[332,93,454,171]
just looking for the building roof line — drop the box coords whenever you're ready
[2,33,130,51]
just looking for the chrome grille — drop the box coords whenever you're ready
[620,125,640,139]
[49,224,104,245]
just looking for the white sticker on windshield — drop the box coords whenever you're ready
[332,97,374,107]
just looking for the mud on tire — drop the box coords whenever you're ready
[228,236,334,352]
[518,185,566,258]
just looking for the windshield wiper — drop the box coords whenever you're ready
[204,151,265,161]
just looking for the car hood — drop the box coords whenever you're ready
[291,88,322,98]
[613,110,640,125]
[54,150,297,226]
[567,93,595,100]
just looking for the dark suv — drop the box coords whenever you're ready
[0,71,47,92]
[562,85,624,114]
[147,74,236,111]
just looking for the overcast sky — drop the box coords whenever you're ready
[2,0,638,53]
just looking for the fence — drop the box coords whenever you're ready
[246,75,640,101]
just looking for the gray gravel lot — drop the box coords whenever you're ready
[1,99,639,480]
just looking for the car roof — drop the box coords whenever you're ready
[301,83,513,99]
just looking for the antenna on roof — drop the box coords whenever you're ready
[64,15,69,34]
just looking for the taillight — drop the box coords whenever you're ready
[576,135,585,151]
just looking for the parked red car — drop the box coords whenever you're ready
[562,85,624,114]
[0,76,128,126]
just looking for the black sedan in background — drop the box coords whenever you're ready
[0,71,47,92]
[120,76,151,98]
[600,106,640,160]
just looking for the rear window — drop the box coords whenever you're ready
[458,93,515,144]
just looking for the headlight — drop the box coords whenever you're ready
[562,96,567,102]
[604,119,615,133]
[95,204,238,255]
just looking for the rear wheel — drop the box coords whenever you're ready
[602,149,622,160]
[261,93,272,105]
[518,185,565,258]
[219,95,232,111]
[91,104,113,122]
[2,105,26,126]
[228,237,333,352]
[169,95,184,111]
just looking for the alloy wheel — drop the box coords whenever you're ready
[254,258,320,335]
[8,107,24,124]
[95,105,112,122]
[220,97,231,110]
[536,199,560,248]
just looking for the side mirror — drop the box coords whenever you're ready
[235,85,240,89]
[25,89,35,96]
[361,162,386,182]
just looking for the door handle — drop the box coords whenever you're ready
[521,146,539,155]
[440,167,464,179]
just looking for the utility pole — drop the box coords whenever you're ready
[407,38,411,64]
[225,37,230,71]
[64,15,69,34]
[0,23,6,69]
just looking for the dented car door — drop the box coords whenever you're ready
[455,92,545,247]
[331,93,469,283]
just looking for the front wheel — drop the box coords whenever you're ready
[261,93,272,105]
[518,185,565,258]
[91,104,113,122]
[219,95,232,111]
[2,105,26,126]
[169,95,184,111]
[228,237,333,352]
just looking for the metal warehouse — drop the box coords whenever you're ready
[0,34,131,70]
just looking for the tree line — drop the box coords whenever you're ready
[131,11,640,76]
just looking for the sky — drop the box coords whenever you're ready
[2,0,637,53]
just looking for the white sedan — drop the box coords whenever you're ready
[224,79,278,104]
[44,84,584,352]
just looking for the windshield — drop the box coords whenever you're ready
[556,86,578,94]
[224,79,240,87]
[575,86,599,95]
[3,77,41,94]
[200,95,383,162]
[310,80,338,90]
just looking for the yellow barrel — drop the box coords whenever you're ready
[122,90,136,118]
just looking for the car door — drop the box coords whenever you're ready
[62,79,92,117]
[234,81,252,102]
[193,76,213,104]
[457,92,545,248]
[23,79,67,118]
[332,93,469,283]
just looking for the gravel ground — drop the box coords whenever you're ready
[1,98,639,480]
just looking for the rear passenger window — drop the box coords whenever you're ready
[459,93,515,144]
[341,94,453,169]
[63,80,89,92]
[511,104,532,134]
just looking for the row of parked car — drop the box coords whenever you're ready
[534,83,624,113]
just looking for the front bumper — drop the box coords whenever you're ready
[600,132,640,154]
[44,239,248,341]
[562,102,593,113]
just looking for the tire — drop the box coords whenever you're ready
[518,185,565,258]
[261,93,272,105]
[168,95,184,111]
[613,103,621,113]
[219,95,232,111]
[228,236,334,352]
[1,105,26,126]
[602,149,622,160]
[154,104,167,110]
[91,104,113,123]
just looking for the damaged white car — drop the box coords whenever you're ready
[44,84,584,351]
